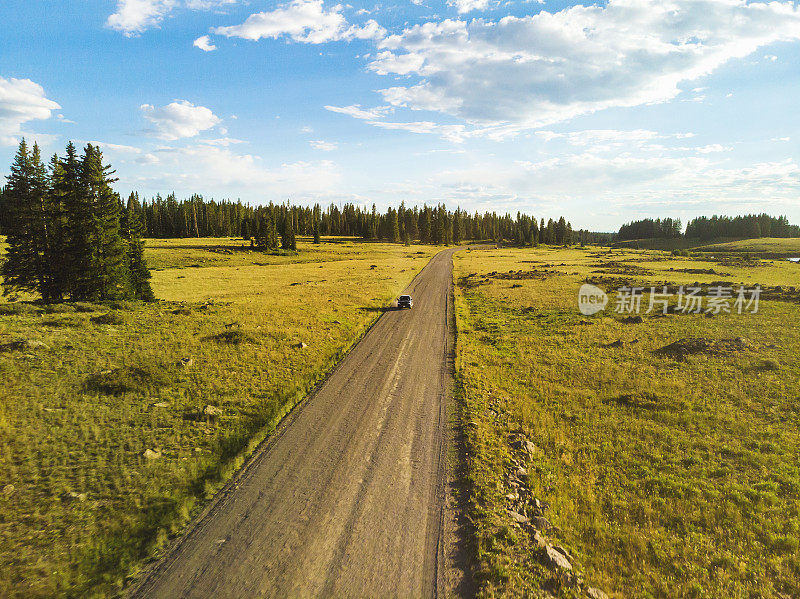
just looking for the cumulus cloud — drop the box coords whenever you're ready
[132,144,340,196]
[212,0,385,44]
[324,104,391,121]
[449,0,489,14]
[107,0,236,36]
[0,77,61,146]
[193,35,217,51]
[141,100,221,140]
[366,0,800,131]
[310,140,338,151]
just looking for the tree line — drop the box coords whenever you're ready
[685,214,800,240]
[0,140,153,302]
[617,218,682,240]
[49,192,611,248]
[619,214,800,241]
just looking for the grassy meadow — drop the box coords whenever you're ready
[0,236,437,597]
[454,244,800,598]
[614,236,800,257]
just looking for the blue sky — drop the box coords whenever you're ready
[1,0,800,230]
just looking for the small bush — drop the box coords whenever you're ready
[42,303,78,314]
[41,316,85,328]
[204,330,259,345]
[0,303,36,316]
[84,365,172,396]
[73,302,101,313]
[91,311,127,325]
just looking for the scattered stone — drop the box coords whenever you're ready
[554,545,573,561]
[61,491,87,502]
[587,587,609,599]
[505,492,518,501]
[296,342,308,349]
[143,449,162,460]
[516,466,528,479]
[524,440,538,456]
[178,357,193,368]
[153,402,170,408]
[532,530,547,549]
[533,498,550,512]
[533,516,553,530]
[3,484,14,496]
[203,405,222,419]
[507,509,529,525]
[545,544,572,571]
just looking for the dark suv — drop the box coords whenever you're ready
[397,295,413,309]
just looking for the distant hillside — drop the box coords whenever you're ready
[613,237,800,256]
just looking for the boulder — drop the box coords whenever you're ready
[203,405,222,418]
[545,544,572,571]
[507,509,529,525]
[143,449,162,460]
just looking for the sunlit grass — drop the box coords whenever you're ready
[455,245,800,598]
[0,237,437,597]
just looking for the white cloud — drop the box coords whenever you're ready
[132,144,340,196]
[141,100,221,140]
[212,0,385,44]
[0,77,61,146]
[366,0,800,132]
[310,139,338,151]
[449,0,489,14]
[107,0,236,36]
[324,104,390,120]
[83,141,143,154]
[194,35,217,51]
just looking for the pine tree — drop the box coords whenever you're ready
[44,154,68,300]
[122,194,155,301]
[282,210,296,250]
[453,209,463,245]
[2,140,38,296]
[390,208,400,243]
[60,142,94,299]
[79,144,129,300]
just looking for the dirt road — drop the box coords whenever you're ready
[133,248,460,598]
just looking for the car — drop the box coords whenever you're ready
[397,295,413,309]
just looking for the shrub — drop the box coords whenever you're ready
[84,365,172,396]
[91,311,127,325]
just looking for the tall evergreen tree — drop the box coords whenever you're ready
[80,144,129,300]
[453,209,463,245]
[122,194,155,301]
[2,140,39,296]
[282,210,296,250]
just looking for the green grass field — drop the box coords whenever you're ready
[454,245,800,598]
[0,236,437,597]
[614,236,800,257]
